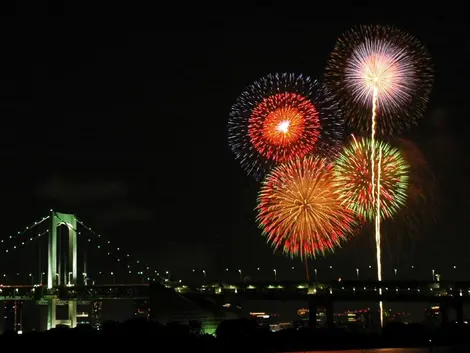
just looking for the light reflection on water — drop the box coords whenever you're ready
[290,348,452,353]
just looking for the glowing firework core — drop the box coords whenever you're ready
[347,45,411,111]
[276,119,290,133]
[249,92,320,162]
[263,106,305,146]
[360,54,399,100]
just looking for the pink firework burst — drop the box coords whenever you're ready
[325,25,433,135]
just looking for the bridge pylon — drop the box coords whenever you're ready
[46,210,78,330]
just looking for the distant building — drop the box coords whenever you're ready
[91,301,102,330]
[4,301,23,333]
[334,309,370,329]
[425,305,441,326]
[76,311,91,326]
[133,300,151,320]
[297,307,371,329]
[249,311,280,329]
[270,322,293,332]
[297,307,326,326]
[385,309,411,324]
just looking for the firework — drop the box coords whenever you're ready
[228,73,343,179]
[256,156,356,259]
[324,25,433,135]
[334,136,409,222]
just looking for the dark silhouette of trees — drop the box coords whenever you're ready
[1,317,470,352]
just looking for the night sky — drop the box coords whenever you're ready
[0,4,468,285]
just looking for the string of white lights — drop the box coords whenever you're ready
[76,218,163,281]
[3,229,49,253]
[0,215,49,246]
[51,213,158,282]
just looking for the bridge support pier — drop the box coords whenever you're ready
[46,299,77,329]
[440,302,449,327]
[47,298,56,330]
[308,299,317,329]
[68,300,77,328]
[325,300,334,328]
[455,301,464,324]
[46,211,79,330]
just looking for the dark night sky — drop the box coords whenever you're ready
[0,4,468,284]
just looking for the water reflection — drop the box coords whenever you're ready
[293,348,451,353]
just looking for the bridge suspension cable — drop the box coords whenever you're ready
[0,215,50,248]
[76,218,169,283]
[0,212,185,287]
[3,229,49,253]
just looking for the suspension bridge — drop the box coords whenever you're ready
[0,210,187,332]
[2,211,468,333]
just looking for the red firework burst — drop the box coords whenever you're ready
[228,73,343,180]
[248,92,320,163]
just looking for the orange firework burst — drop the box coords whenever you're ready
[256,156,356,259]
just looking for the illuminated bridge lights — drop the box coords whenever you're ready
[174,286,190,293]
[0,280,469,302]
[190,281,470,300]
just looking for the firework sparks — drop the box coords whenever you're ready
[325,25,433,135]
[256,156,356,259]
[250,92,320,161]
[326,25,432,327]
[334,136,409,222]
[334,135,410,328]
[228,73,343,179]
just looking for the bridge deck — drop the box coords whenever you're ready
[0,281,469,302]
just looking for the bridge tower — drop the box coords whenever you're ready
[46,210,78,330]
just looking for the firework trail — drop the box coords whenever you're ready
[256,156,357,261]
[375,146,383,322]
[334,136,409,326]
[337,138,433,257]
[326,25,432,327]
[228,73,343,180]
